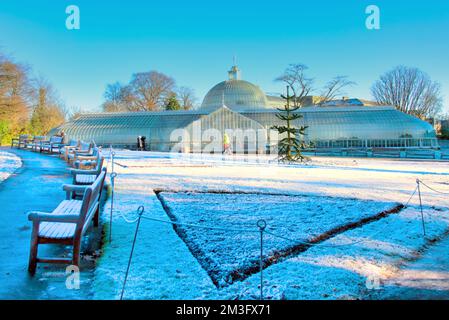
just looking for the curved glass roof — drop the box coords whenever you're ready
[200,65,270,112]
[242,106,436,140]
[57,106,436,148]
[59,111,204,145]
[200,80,269,112]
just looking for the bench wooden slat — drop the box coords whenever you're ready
[40,222,76,239]
[39,200,81,239]
[75,174,97,184]
[36,258,72,264]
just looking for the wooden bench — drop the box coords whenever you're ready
[26,136,47,152]
[345,148,369,157]
[306,148,344,157]
[59,139,80,161]
[27,169,107,274]
[71,159,105,187]
[372,148,401,158]
[405,150,435,159]
[40,136,65,154]
[441,152,449,160]
[72,147,101,169]
[11,134,29,149]
[67,141,94,165]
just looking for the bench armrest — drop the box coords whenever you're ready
[76,155,98,160]
[67,147,81,154]
[70,168,98,176]
[75,152,92,157]
[75,148,91,153]
[63,184,88,193]
[28,211,79,223]
[63,184,88,199]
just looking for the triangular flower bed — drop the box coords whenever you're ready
[157,191,403,288]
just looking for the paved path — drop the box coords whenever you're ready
[0,148,98,299]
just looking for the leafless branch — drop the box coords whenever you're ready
[371,66,442,119]
[318,76,356,106]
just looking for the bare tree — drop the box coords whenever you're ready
[66,105,86,121]
[103,82,123,109]
[275,64,314,107]
[177,86,197,110]
[371,66,443,119]
[101,71,176,112]
[128,71,175,111]
[276,64,355,107]
[318,76,356,106]
[102,82,129,112]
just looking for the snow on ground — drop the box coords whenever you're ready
[215,206,449,300]
[370,233,449,300]
[0,150,21,183]
[159,191,399,287]
[93,151,449,300]
[92,181,216,300]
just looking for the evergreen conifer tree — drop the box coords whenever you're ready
[271,86,308,162]
[165,93,182,111]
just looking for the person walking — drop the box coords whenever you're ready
[223,133,232,155]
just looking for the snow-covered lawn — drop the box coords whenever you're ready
[217,207,449,300]
[93,151,449,300]
[0,150,21,183]
[159,191,399,287]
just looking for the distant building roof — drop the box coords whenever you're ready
[266,96,380,108]
[322,98,380,107]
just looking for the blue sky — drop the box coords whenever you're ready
[1,0,448,112]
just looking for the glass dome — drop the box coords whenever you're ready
[200,65,270,112]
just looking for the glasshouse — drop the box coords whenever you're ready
[54,65,438,153]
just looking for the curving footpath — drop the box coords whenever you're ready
[0,148,97,299]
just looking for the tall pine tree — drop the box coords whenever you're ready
[272,86,308,162]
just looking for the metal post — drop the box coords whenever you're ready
[109,149,117,243]
[417,179,426,236]
[257,220,267,300]
[120,206,145,300]
[111,150,116,174]
[109,145,113,170]
[109,172,117,243]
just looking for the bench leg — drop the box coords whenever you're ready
[72,240,81,267]
[28,224,40,275]
[94,207,100,227]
